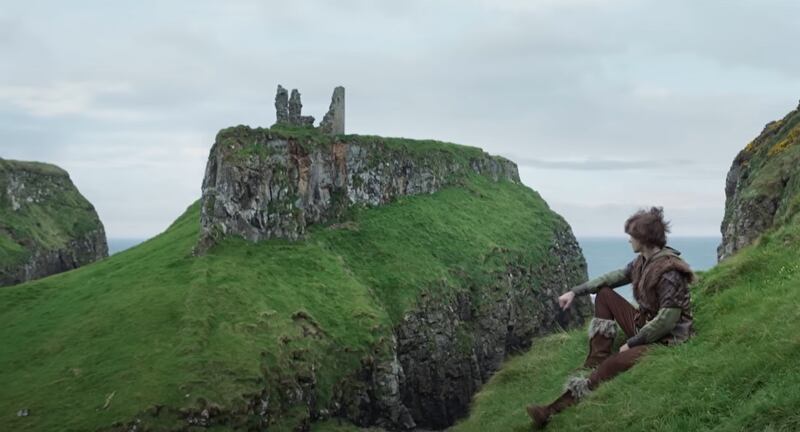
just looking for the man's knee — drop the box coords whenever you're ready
[613,346,647,370]
[590,347,648,384]
[596,286,613,303]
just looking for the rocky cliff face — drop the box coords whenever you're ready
[191,125,591,430]
[180,223,591,432]
[719,102,800,260]
[197,125,519,252]
[0,159,108,286]
[333,228,590,430]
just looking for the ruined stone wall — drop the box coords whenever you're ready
[273,84,345,135]
[320,86,345,135]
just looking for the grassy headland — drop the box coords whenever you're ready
[0,144,568,431]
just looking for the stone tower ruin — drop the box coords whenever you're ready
[319,86,345,135]
[273,85,345,135]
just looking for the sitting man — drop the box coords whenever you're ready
[527,207,695,428]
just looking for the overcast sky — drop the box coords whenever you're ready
[2,0,800,239]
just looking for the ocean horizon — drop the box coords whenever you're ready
[107,238,147,255]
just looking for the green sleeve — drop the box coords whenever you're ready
[570,268,631,296]
[626,308,681,347]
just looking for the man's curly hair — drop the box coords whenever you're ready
[624,207,670,248]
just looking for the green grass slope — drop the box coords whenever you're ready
[450,216,800,431]
[0,171,568,431]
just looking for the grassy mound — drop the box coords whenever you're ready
[448,214,800,431]
[0,170,568,431]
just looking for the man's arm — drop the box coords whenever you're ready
[625,308,681,347]
[570,265,632,297]
[626,270,685,347]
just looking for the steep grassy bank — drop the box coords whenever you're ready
[0,170,574,431]
[448,208,800,432]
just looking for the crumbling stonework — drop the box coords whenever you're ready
[275,85,289,124]
[288,89,302,122]
[288,89,315,126]
[273,84,344,134]
[320,86,345,135]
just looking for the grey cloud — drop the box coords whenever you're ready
[631,2,800,78]
[2,0,799,238]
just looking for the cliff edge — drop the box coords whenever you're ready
[193,124,589,429]
[0,158,108,286]
[719,101,800,260]
[197,124,519,252]
[0,125,591,431]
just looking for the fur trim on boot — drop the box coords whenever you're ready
[588,317,617,339]
[564,376,592,401]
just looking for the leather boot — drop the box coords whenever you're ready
[526,376,589,428]
[526,391,576,429]
[583,318,616,369]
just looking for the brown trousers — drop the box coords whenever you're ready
[589,287,648,389]
[526,287,652,427]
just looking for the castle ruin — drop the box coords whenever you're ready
[274,85,345,135]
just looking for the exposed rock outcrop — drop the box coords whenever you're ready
[333,228,590,430]
[0,158,108,286]
[718,101,800,260]
[196,126,520,253]
[192,125,590,430]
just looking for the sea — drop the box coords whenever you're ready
[107,236,721,302]
[107,238,146,255]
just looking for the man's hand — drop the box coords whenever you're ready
[558,291,576,311]
[619,343,630,353]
